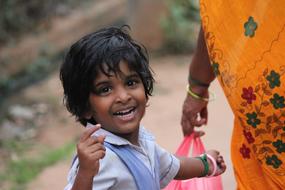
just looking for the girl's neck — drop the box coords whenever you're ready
[115,128,140,146]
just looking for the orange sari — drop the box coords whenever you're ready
[200,1,285,189]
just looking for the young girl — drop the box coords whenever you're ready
[60,25,226,190]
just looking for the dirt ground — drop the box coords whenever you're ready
[24,55,236,190]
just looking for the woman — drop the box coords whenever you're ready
[182,1,285,189]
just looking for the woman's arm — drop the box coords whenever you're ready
[181,27,216,135]
[189,27,215,87]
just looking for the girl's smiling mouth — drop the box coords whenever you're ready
[113,107,137,121]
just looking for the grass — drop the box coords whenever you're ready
[0,140,75,190]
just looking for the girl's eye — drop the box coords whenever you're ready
[95,86,112,95]
[126,80,138,87]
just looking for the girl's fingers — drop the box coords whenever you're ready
[219,163,227,174]
[90,150,106,160]
[96,135,106,143]
[78,143,106,161]
[207,150,220,158]
[217,156,224,163]
[216,156,226,175]
[80,124,101,142]
[85,137,96,146]
[84,135,105,146]
[88,143,106,154]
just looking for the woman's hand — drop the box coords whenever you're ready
[181,85,209,136]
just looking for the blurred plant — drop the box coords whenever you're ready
[0,0,97,108]
[161,0,200,54]
[0,140,75,190]
[0,49,63,105]
[0,0,90,45]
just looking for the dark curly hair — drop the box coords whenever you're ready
[60,25,155,126]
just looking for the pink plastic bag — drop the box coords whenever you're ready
[163,134,223,190]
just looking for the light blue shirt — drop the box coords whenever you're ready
[64,125,180,190]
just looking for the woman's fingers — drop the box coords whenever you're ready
[194,130,205,137]
[181,117,193,135]
[189,113,207,126]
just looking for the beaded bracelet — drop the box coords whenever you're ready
[196,153,209,177]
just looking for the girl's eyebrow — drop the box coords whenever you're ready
[94,72,140,87]
[126,73,140,78]
[94,80,110,87]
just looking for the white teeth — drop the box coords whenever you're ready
[114,107,134,116]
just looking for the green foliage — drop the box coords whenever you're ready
[0,49,64,105]
[161,0,200,53]
[0,141,75,190]
[0,139,31,155]
[0,0,95,104]
[0,0,88,45]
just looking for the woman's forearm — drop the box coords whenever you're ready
[189,27,215,85]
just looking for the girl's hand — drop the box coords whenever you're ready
[205,150,226,176]
[77,124,106,177]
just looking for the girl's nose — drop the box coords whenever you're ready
[116,87,131,103]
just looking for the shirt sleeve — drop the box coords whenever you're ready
[63,157,79,190]
[155,144,180,188]
[63,149,123,190]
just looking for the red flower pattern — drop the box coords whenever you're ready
[240,144,251,159]
[243,130,255,144]
[241,87,256,104]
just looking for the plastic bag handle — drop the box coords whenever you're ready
[175,134,206,157]
[192,135,206,156]
[175,134,195,156]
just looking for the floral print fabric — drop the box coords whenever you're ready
[200,1,285,189]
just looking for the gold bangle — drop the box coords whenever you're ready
[186,84,216,102]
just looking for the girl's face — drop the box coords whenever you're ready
[86,61,147,144]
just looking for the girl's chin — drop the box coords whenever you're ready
[112,125,139,134]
